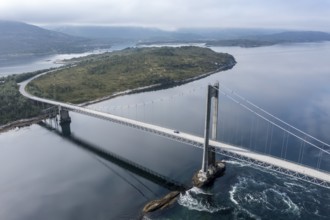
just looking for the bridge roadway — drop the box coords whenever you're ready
[19,79,330,188]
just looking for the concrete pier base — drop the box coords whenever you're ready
[59,109,71,136]
[192,160,226,188]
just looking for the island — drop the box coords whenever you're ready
[0,46,235,129]
[27,46,236,104]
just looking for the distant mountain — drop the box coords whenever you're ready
[207,31,330,47]
[0,20,101,58]
[46,25,201,42]
[176,28,283,40]
[250,31,330,43]
[47,25,330,46]
[3,21,329,59]
[47,25,284,43]
[52,26,330,47]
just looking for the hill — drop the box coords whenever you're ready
[46,25,201,43]
[252,31,330,42]
[0,20,101,58]
[207,31,330,47]
[45,25,330,47]
[27,46,236,103]
[46,26,280,42]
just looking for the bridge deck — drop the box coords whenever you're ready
[19,79,330,187]
[211,141,330,183]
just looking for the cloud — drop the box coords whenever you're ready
[0,0,329,31]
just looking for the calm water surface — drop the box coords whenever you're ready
[1,42,330,219]
[0,44,131,77]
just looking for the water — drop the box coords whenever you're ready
[1,42,330,219]
[0,44,132,77]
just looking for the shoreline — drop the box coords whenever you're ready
[0,115,49,134]
[79,60,236,107]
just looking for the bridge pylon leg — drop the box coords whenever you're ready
[209,82,219,166]
[193,82,226,188]
[58,106,72,136]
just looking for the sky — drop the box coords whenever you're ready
[0,0,329,31]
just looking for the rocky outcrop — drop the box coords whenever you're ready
[142,161,226,214]
[142,191,180,213]
[192,161,226,188]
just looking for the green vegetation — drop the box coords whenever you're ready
[0,68,60,125]
[0,79,41,125]
[27,46,235,103]
[1,67,56,83]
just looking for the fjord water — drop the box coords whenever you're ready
[0,46,127,77]
[1,43,330,219]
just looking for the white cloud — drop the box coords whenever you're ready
[0,0,329,31]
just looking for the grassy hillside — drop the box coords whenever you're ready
[27,46,235,103]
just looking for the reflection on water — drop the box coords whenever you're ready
[40,121,187,191]
[0,42,330,219]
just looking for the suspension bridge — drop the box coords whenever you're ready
[19,75,330,189]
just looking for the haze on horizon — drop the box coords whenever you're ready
[0,0,329,32]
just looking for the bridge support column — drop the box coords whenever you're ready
[59,106,71,136]
[209,82,219,166]
[201,84,212,173]
[193,82,225,188]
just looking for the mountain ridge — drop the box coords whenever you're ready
[0,20,101,58]
[2,20,330,59]
[206,30,330,47]
[46,25,330,44]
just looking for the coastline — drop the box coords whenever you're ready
[0,115,49,134]
[79,60,236,107]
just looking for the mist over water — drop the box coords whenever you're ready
[1,42,330,219]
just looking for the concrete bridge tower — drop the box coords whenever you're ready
[193,82,226,187]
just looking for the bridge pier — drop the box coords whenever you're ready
[59,106,71,136]
[209,82,219,166]
[193,82,226,188]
